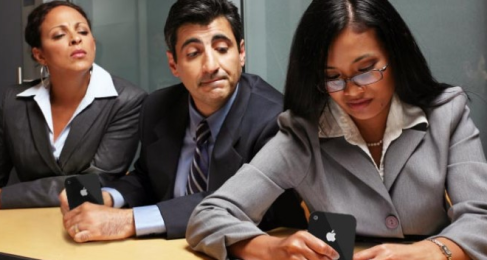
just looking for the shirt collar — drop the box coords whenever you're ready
[318,94,428,143]
[188,84,240,140]
[17,63,118,99]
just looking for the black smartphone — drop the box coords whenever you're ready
[65,173,103,210]
[308,211,357,260]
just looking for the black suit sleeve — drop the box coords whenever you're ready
[157,192,210,239]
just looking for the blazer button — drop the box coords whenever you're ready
[385,215,399,229]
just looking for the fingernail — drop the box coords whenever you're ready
[332,253,340,260]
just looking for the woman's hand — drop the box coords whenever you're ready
[230,231,339,260]
[354,239,465,260]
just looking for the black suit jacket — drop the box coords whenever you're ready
[109,73,306,238]
[0,76,147,208]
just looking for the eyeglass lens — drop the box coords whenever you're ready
[326,70,383,92]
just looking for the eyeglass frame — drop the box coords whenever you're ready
[320,64,389,93]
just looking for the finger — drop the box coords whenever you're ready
[58,190,69,215]
[302,232,339,260]
[67,223,79,238]
[63,206,84,230]
[74,230,91,243]
[300,246,334,260]
[63,210,76,230]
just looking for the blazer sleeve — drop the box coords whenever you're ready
[0,90,14,188]
[433,93,487,259]
[0,85,147,209]
[186,111,314,260]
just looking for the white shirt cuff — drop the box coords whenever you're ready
[133,205,166,236]
[101,187,125,208]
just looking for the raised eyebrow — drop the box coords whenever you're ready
[212,34,232,44]
[180,38,202,51]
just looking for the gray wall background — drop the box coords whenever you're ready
[244,0,487,148]
[390,1,487,147]
[3,0,486,149]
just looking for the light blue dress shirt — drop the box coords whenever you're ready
[105,85,240,236]
[16,64,118,160]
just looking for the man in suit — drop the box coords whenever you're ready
[60,0,306,242]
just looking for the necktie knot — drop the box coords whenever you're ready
[195,120,211,145]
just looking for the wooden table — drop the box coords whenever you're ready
[0,208,210,260]
[0,208,373,260]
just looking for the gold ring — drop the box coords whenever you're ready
[74,224,80,233]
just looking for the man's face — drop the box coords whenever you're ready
[167,16,245,117]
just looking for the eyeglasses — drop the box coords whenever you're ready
[323,64,389,93]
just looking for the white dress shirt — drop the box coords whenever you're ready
[318,94,428,180]
[16,64,118,160]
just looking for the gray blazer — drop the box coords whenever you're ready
[187,87,487,260]
[0,76,147,208]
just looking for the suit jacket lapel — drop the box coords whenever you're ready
[320,137,390,200]
[26,100,62,174]
[208,81,250,190]
[58,98,113,168]
[149,92,189,200]
[384,124,427,190]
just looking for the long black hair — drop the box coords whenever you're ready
[283,0,447,121]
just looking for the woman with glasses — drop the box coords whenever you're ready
[187,0,487,259]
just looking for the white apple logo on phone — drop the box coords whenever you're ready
[326,230,336,242]
[80,187,88,197]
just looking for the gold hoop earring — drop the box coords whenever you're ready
[40,65,50,87]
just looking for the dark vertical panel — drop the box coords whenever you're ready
[0,0,23,96]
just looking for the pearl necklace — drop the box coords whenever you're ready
[366,139,383,147]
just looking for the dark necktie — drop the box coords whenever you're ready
[186,120,211,195]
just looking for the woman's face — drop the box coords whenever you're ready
[326,26,394,125]
[32,6,95,75]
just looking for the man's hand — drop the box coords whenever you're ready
[230,231,340,260]
[63,202,135,243]
[59,189,114,215]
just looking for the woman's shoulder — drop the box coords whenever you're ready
[426,86,470,126]
[277,110,320,145]
[111,75,147,101]
[1,81,41,107]
[429,85,466,107]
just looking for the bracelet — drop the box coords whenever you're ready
[427,238,452,260]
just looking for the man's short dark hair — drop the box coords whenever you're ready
[164,0,243,62]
